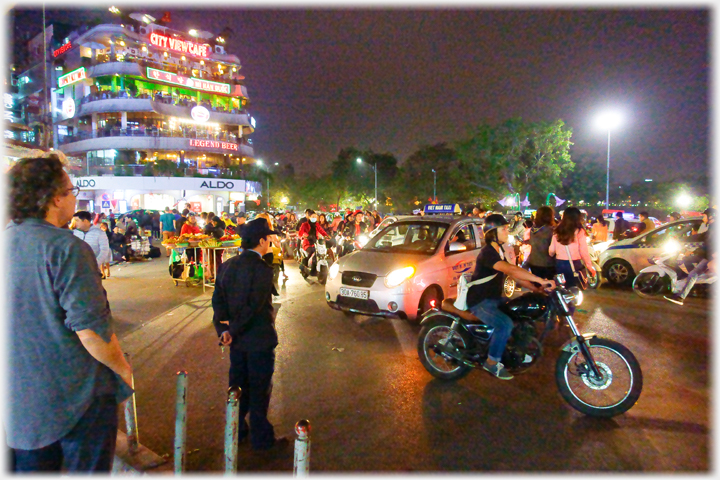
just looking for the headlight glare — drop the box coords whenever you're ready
[329,262,340,280]
[385,266,415,288]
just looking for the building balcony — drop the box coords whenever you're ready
[58,128,254,157]
[76,162,251,179]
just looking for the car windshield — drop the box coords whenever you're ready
[364,221,449,255]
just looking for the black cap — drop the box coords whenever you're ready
[703,207,715,218]
[242,218,280,242]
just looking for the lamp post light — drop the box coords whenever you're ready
[356,157,377,210]
[257,159,278,210]
[594,111,623,210]
[431,169,437,203]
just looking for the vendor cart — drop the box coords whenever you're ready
[200,240,242,292]
[166,243,203,287]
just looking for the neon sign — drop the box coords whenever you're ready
[149,32,209,58]
[53,41,72,57]
[58,67,86,88]
[146,67,230,94]
[189,139,238,151]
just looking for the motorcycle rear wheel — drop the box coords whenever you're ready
[417,316,473,381]
[555,337,643,418]
[318,265,328,285]
[632,272,669,298]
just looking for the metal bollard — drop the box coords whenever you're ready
[174,371,188,475]
[293,419,311,477]
[224,387,241,475]
[123,353,139,455]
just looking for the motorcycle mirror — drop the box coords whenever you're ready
[554,273,566,285]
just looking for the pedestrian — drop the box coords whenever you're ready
[151,211,161,239]
[175,208,189,236]
[72,211,112,278]
[181,212,202,263]
[98,223,112,278]
[667,211,682,223]
[212,219,289,452]
[527,205,557,280]
[508,211,525,238]
[7,155,133,472]
[160,207,177,256]
[639,211,655,233]
[590,216,608,242]
[110,226,131,262]
[549,207,596,288]
[612,211,630,241]
[236,213,248,236]
[108,209,116,231]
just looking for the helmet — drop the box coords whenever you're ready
[482,214,510,235]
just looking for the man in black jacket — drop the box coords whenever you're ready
[212,219,286,451]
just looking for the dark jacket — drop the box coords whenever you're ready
[212,250,279,351]
[613,218,629,240]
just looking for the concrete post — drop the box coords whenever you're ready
[174,371,188,475]
[223,386,241,475]
[293,419,311,477]
[123,353,139,455]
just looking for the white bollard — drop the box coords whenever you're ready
[174,371,188,475]
[293,419,311,477]
[224,386,241,475]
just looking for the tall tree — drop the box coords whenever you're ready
[456,118,574,206]
[556,154,607,206]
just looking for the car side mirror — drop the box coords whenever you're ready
[447,241,467,253]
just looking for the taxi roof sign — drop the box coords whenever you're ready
[424,203,461,215]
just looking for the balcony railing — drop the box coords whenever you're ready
[58,127,250,146]
[77,91,245,115]
[80,163,252,179]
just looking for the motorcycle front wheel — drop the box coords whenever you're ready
[417,316,473,381]
[503,276,516,298]
[318,264,328,285]
[632,272,669,298]
[555,337,643,418]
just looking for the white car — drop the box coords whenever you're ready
[598,217,704,285]
[325,216,484,321]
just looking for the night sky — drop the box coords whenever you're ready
[9,6,709,185]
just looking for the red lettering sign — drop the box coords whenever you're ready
[58,67,87,88]
[149,32,209,58]
[146,67,231,95]
[189,139,239,151]
[53,41,72,57]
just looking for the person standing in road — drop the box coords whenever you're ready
[160,207,177,256]
[175,208,189,236]
[590,216,608,242]
[212,219,288,452]
[6,155,133,472]
[527,206,557,280]
[612,211,630,241]
[151,211,161,239]
[639,211,655,233]
[549,207,596,288]
[72,211,112,278]
[667,212,682,223]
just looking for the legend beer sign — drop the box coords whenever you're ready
[58,67,86,88]
[189,139,239,151]
[149,32,210,58]
[146,67,230,95]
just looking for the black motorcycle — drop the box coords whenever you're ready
[416,274,643,418]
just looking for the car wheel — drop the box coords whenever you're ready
[603,259,634,286]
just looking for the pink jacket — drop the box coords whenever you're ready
[549,228,592,268]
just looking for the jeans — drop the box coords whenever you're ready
[469,298,513,362]
[229,350,276,450]
[12,395,118,472]
[676,258,709,299]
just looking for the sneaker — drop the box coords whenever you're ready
[483,361,514,380]
[664,294,684,305]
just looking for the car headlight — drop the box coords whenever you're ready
[663,239,681,255]
[329,262,340,280]
[384,266,415,288]
[356,235,370,248]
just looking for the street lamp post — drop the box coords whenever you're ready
[595,111,622,211]
[431,169,437,202]
[257,160,279,210]
[356,157,377,210]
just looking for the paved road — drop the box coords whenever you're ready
[107,255,709,472]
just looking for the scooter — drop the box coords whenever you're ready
[300,237,335,284]
[587,241,603,289]
[632,243,715,298]
[281,227,299,260]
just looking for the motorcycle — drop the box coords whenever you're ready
[281,227,299,260]
[632,242,715,298]
[502,238,518,298]
[587,241,603,289]
[417,273,643,418]
[300,236,335,284]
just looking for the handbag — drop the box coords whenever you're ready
[564,245,588,290]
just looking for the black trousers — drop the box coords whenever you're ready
[229,350,276,450]
[12,394,118,472]
[529,265,556,280]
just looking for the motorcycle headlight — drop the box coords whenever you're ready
[329,262,340,280]
[663,239,681,255]
[357,235,370,248]
[568,286,584,306]
[384,266,415,288]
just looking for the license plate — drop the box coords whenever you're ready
[339,287,369,299]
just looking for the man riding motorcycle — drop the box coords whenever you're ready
[298,210,329,273]
[466,214,555,380]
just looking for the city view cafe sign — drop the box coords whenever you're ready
[149,32,210,57]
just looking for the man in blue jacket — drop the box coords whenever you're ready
[212,219,286,451]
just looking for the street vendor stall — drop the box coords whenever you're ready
[161,233,212,287]
[198,234,242,292]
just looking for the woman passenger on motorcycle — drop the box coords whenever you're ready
[467,214,556,380]
[548,207,596,288]
[317,213,336,249]
[527,206,557,280]
[298,211,330,271]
